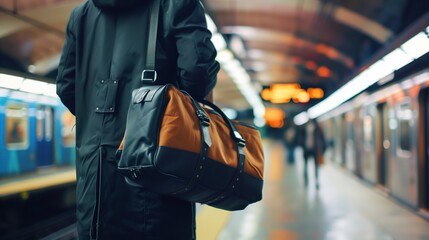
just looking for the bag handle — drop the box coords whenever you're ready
[200,100,245,146]
[141,0,161,83]
[199,100,247,205]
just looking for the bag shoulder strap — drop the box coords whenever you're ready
[141,0,161,83]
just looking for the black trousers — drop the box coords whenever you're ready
[303,148,319,186]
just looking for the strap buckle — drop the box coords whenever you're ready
[234,131,246,147]
[141,70,157,83]
[197,111,210,126]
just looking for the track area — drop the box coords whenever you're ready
[0,167,76,240]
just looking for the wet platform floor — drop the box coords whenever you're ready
[197,140,429,240]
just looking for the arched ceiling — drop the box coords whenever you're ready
[203,0,429,118]
[0,0,428,119]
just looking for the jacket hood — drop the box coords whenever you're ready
[92,0,150,11]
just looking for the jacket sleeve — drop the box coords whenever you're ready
[166,0,220,101]
[56,9,78,115]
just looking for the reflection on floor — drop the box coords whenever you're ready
[196,140,429,240]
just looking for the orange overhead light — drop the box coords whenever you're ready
[317,66,332,78]
[305,61,317,70]
[316,44,340,59]
[307,88,324,99]
[264,108,285,121]
[315,44,329,53]
[292,56,303,64]
[267,120,284,128]
[264,108,285,128]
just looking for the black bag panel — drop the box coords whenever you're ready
[233,173,263,202]
[156,146,200,178]
[207,195,249,211]
[118,145,263,210]
[120,165,189,193]
[118,85,168,168]
[95,79,119,113]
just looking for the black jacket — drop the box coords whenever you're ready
[56,0,219,239]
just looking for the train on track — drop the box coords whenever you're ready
[320,63,429,211]
[0,88,75,177]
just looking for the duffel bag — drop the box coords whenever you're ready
[116,84,264,211]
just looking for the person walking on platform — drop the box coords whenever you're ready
[56,0,219,239]
[302,119,326,189]
[283,124,297,165]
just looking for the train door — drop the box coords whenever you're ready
[333,115,344,166]
[345,112,356,172]
[390,99,418,207]
[361,105,377,184]
[36,106,54,167]
[377,103,390,189]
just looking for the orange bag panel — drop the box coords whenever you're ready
[157,87,264,180]
[159,88,201,154]
[206,113,264,180]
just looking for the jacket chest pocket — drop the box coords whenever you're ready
[95,79,119,113]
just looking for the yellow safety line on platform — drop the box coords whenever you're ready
[196,206,232,240]
[0,170,76,197]
[268,142,284,182]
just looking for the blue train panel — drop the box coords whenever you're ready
[55,104,76,166]
[0,89,76,177]
[36,106,54,167]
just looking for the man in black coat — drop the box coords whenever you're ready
[56,0,219,239]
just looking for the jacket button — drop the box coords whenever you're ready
[101,80,105,83]
[96,107,99,110]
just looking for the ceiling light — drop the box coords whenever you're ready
[294,112,309,126]
[20,79,48,95]
[382,48,413,70]
[0,73,23,89]
[216,49,234,64]
[211,33,227,51]
[299,30,429,121]
[45,84,58,97]
[401,32,429,59]
[205,14,217,34]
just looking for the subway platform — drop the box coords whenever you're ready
[196,140,429,240]
[6,139,429,240]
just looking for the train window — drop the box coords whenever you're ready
[363,115,373,151]
[6,105,29,149]
[62,111,76,147]
[346,113,355,139]
[36,108,43,141]
[45,108,52,141]
[398,104,412,152]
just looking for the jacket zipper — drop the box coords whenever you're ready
[90,148,103,239]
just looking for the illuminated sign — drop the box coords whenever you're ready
[261,84,324,104]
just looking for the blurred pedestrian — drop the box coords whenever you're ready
[283,124,297,165]
[56,0,219,239]
[302,119,326,189]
